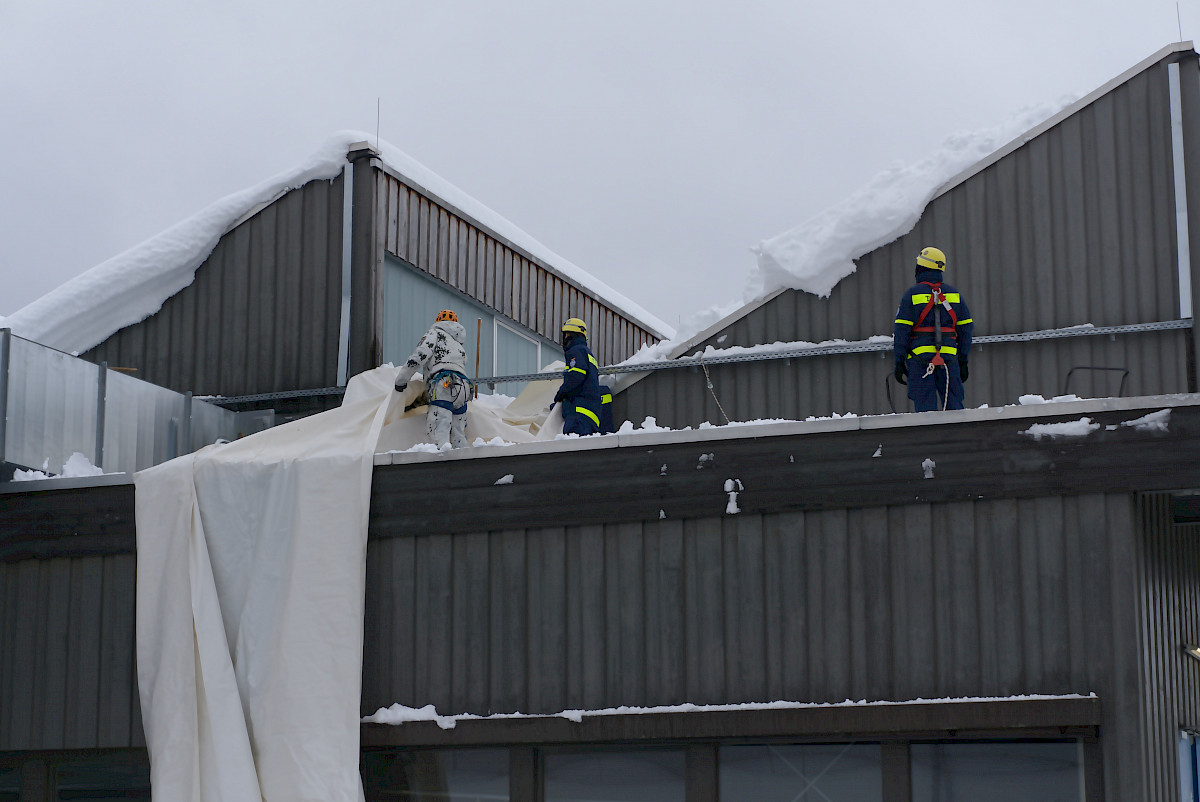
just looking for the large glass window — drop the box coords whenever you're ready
[361,748,509,801]
[383,257,493,383]
[495,322,541,397]
[383,256,556,395]
[719,743,882,801]
[544,748,685,802]
[910,741,1082,802]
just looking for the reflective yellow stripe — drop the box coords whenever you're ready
[944,293,960,302]
[601,394,612,403]
[588,354,598,366]
[895,318,913,326]
[958,317,972,324]
[567,366,588,375]
[912,345,958,355]
[911,293,931,304]
[578,406,600,426]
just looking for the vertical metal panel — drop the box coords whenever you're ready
[1138,492,1200,801]
[5,336,99,473]
[622,54,1189,428]
[0,555,140,752]
[81,176,346,396]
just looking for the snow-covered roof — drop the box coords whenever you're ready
[642,41,1194,365]
[3,131,672,355]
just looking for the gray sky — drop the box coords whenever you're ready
[0,0,1188,330]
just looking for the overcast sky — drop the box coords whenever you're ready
[0,1,1189,329]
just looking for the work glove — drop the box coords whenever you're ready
[959,360,969,383]
[395,382,407,393]
[893,361,907,386]
[548,402,556,412]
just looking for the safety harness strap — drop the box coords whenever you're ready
[911,281,960,365]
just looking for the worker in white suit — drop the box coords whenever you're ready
[394,310,472,449]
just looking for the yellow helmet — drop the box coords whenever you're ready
[561,317,587,337]
[916,246,946,271]
[435,309,458,322]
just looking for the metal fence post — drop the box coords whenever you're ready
[95,361,107,469]
[0,329,9,463]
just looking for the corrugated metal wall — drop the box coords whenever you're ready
[619,52,1190,427]
[617,331,1189,429]
[361,492,1146,798]
[374,168,660,367]
[83,176,346,397]
[0,554,142,751]
[1139,492,1200,802]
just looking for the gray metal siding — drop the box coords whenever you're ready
[83,176,346,397]
[376,171,659,367]
[620,54,1189,428]
[616,330,1189,429]
[361,492,1145,797]
[1139,493,1200,802]
[0,554,140,751]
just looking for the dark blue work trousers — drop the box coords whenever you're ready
[906,355,964,412]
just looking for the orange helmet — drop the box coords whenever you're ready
[435,309,458,322]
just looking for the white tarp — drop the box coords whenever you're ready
[134,366,560,801]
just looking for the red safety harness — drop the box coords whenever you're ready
[912,280,959,368]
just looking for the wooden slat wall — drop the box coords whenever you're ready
[361,492,1146,798]
[1138,493,1200,801]
[83,176,346,397]
[619,53,1188,428]
[0,554,141,751]
[377,172,660,367]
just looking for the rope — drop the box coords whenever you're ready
[699,352,731,425]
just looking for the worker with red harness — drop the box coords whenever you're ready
[893,246,974,412]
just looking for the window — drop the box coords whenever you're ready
[719,744,882,801]
[0,766,18,802]
[910,741,1082,802]
[383,256,556,395]
[53,760,151,800]
[361,748,509,801]
[1181,731,1200,802]
[544,748,685,802]
[383,257,493,384]
[494,322,541,397]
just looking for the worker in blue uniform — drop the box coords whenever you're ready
[554,317,604,435]
[893,246,975,412]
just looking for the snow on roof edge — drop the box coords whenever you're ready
[363,693,1098,728]
[5,131,672,355]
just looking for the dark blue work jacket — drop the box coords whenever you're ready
[556,339,602,428]
[893,268,975,363]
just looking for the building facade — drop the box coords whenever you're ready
[4,395,1200,799]
[77,141,667,411]
[616,43,1200,430]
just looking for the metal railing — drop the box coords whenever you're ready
[471,318,1195,386]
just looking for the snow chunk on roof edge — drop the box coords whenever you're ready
[746,97,1077,304]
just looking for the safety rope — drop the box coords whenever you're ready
[699,352,731,425]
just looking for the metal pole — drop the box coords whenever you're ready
[95,362,107,469]
[0,329,9,463]
[182,392,193,456]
